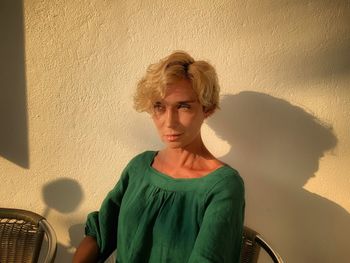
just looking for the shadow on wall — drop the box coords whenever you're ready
[57,223,86,262]
[57,224,116,263]
[0,0,28,168]
[207,92,349,263]
[42,178,84,262]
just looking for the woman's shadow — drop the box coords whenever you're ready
[207,91,349,263]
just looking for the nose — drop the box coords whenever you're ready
[165,108,178,128]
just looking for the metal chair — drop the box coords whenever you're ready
[0,208,57,263]
[241,226,283,263]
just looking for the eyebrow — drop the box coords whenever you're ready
[154,100,197,104]
[177,100,197,104]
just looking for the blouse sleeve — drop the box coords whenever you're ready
[84,162,131,261]
[188,173,245,263]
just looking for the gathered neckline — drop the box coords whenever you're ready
[147,151,228,182]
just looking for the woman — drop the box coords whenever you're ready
[73,51,245,263]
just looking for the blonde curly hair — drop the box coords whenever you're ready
[133,51,220,114]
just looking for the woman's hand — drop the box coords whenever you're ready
[72,236,99,263]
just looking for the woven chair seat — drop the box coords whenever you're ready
[0,208,56,263]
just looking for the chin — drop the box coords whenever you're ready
[163,141,186,149]
[166,143,183,149]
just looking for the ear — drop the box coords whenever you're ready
[203,107,214,118]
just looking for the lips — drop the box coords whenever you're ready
[164,133,183,142]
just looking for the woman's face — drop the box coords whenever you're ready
[152,79,207,149]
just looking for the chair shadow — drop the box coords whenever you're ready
[207,91,349,263]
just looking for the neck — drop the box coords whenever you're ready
[153,135,224,178]
[159,137,215,168]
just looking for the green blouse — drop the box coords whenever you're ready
[85,151,245,263]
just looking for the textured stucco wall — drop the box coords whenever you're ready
[1,0,349,262]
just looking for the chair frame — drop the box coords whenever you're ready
[241,226,283,263]
[0,208,57,263]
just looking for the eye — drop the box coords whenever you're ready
[153,102,165,113]
[177,103,191,110]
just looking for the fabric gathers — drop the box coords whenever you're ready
[85,151,245,263]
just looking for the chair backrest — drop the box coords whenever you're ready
[241,226,283,263]
[0,208,57,263]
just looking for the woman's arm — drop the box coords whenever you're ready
[189,173,245,263]
[73,236,99,263]
[72,159,132,262]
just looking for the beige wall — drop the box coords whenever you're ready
[1,0,349,262]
